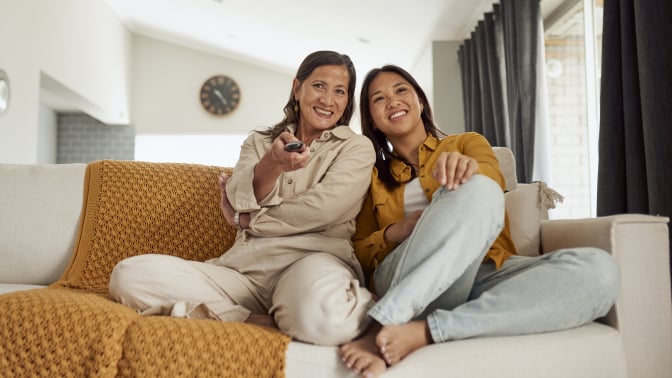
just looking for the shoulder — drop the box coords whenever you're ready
[438,132,488,146]
[332,126,374,151]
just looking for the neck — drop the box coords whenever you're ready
[295,124,328,146]
[388,129,428,167]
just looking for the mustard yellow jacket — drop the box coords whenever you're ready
[352,132,517,282]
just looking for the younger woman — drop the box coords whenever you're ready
[340,65,620,377]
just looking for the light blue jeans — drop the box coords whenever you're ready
[368,174,620,342]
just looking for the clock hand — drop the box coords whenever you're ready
[213,89,228,105]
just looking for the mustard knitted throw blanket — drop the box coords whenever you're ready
[0,160,290,377]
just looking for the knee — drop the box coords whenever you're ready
[433,174,505,223]
[109,254,159,300]
[272,259,372,345]
[582,248,621,302]
[557,248,621,303]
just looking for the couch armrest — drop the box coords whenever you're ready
[540,214,671,378]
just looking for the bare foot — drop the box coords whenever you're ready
[340,325,387,378]
[376,320,432,365]
[245,313,278,329]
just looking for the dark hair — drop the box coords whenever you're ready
[359,65,442,190]
[260,50,357,140]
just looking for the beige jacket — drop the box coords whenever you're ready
[219,124,375,283]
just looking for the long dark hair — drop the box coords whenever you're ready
[359,65,442,190]
[260,50,357,140]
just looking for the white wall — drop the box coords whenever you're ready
[410,41,435,111]
[432,41,465,135]
[0,0,41,164]
[0,0,131,164]
[131,35,292,135]
[37,105,57,163]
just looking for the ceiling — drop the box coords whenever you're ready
[104,0,565,76]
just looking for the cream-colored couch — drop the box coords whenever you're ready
[1,148,670,378]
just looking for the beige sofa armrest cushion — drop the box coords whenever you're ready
[540,214,672,378]
[0,164,86,285]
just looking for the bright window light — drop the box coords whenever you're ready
[135,134,249,167]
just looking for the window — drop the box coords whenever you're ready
[134,134,249,167]
[544,0,603,218]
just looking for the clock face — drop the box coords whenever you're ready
[199,75,241,116]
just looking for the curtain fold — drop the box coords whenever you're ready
[458,0,541,183]
[597,0,672,273]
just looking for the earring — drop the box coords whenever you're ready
[294,102,299,112]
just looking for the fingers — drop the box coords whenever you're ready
[271,133,309,171]
[433,152,478,190]
[218,173,229,188]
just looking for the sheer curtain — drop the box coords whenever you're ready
[458,0,546,184]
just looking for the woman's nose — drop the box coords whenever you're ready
[321,92,334,105]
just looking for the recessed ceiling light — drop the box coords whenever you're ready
[358,37,370,44]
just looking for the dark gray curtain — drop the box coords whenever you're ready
[500,0,539,183]
[459,9,507,148]
[597,0,672,276]
[458,0,540,183]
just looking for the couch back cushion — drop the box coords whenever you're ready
[0,163,86,285]
[492,147,517,192]
[54,160,236,293]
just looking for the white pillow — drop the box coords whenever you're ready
[505,182,563,257]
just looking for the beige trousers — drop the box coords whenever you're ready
[109,252,372,346]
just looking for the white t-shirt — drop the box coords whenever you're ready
[403,177,430,217]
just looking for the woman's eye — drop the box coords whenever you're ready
[313,83,324,89]
[336,89,346,95]
[372,96,384,103]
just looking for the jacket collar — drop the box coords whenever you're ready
[389,134,440,181]
[285,123,354,141]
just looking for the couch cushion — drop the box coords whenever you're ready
[492,147,517,192]
[0,164,86,285]
[0,284,46,295]
[505,182,564,256]
[118,317,288,377]
[0,288,138,376]
[53,160,237,293]
[285,322,626,378]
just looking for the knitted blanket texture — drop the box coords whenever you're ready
[0,160,290,377]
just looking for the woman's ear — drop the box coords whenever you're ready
[292,78,301,99]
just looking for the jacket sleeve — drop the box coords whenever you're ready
[247,136,376,237]
[351,187,399,279]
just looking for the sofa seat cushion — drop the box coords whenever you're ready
[0,284,46,295]
[285,322,626,378]
[119,317,288,377]
[0,288,137,376]
[0,288,290,377]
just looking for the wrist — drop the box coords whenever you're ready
[383,224,395,243]
[234,211,242,230]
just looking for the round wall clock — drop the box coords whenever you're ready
[0,69,9,115]
[199,75,241,116]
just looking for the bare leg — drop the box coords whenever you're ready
[376,320,432,365]
[246,313,278,329]
[340,323,387,378]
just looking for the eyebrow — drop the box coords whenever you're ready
[312,79,348,89]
